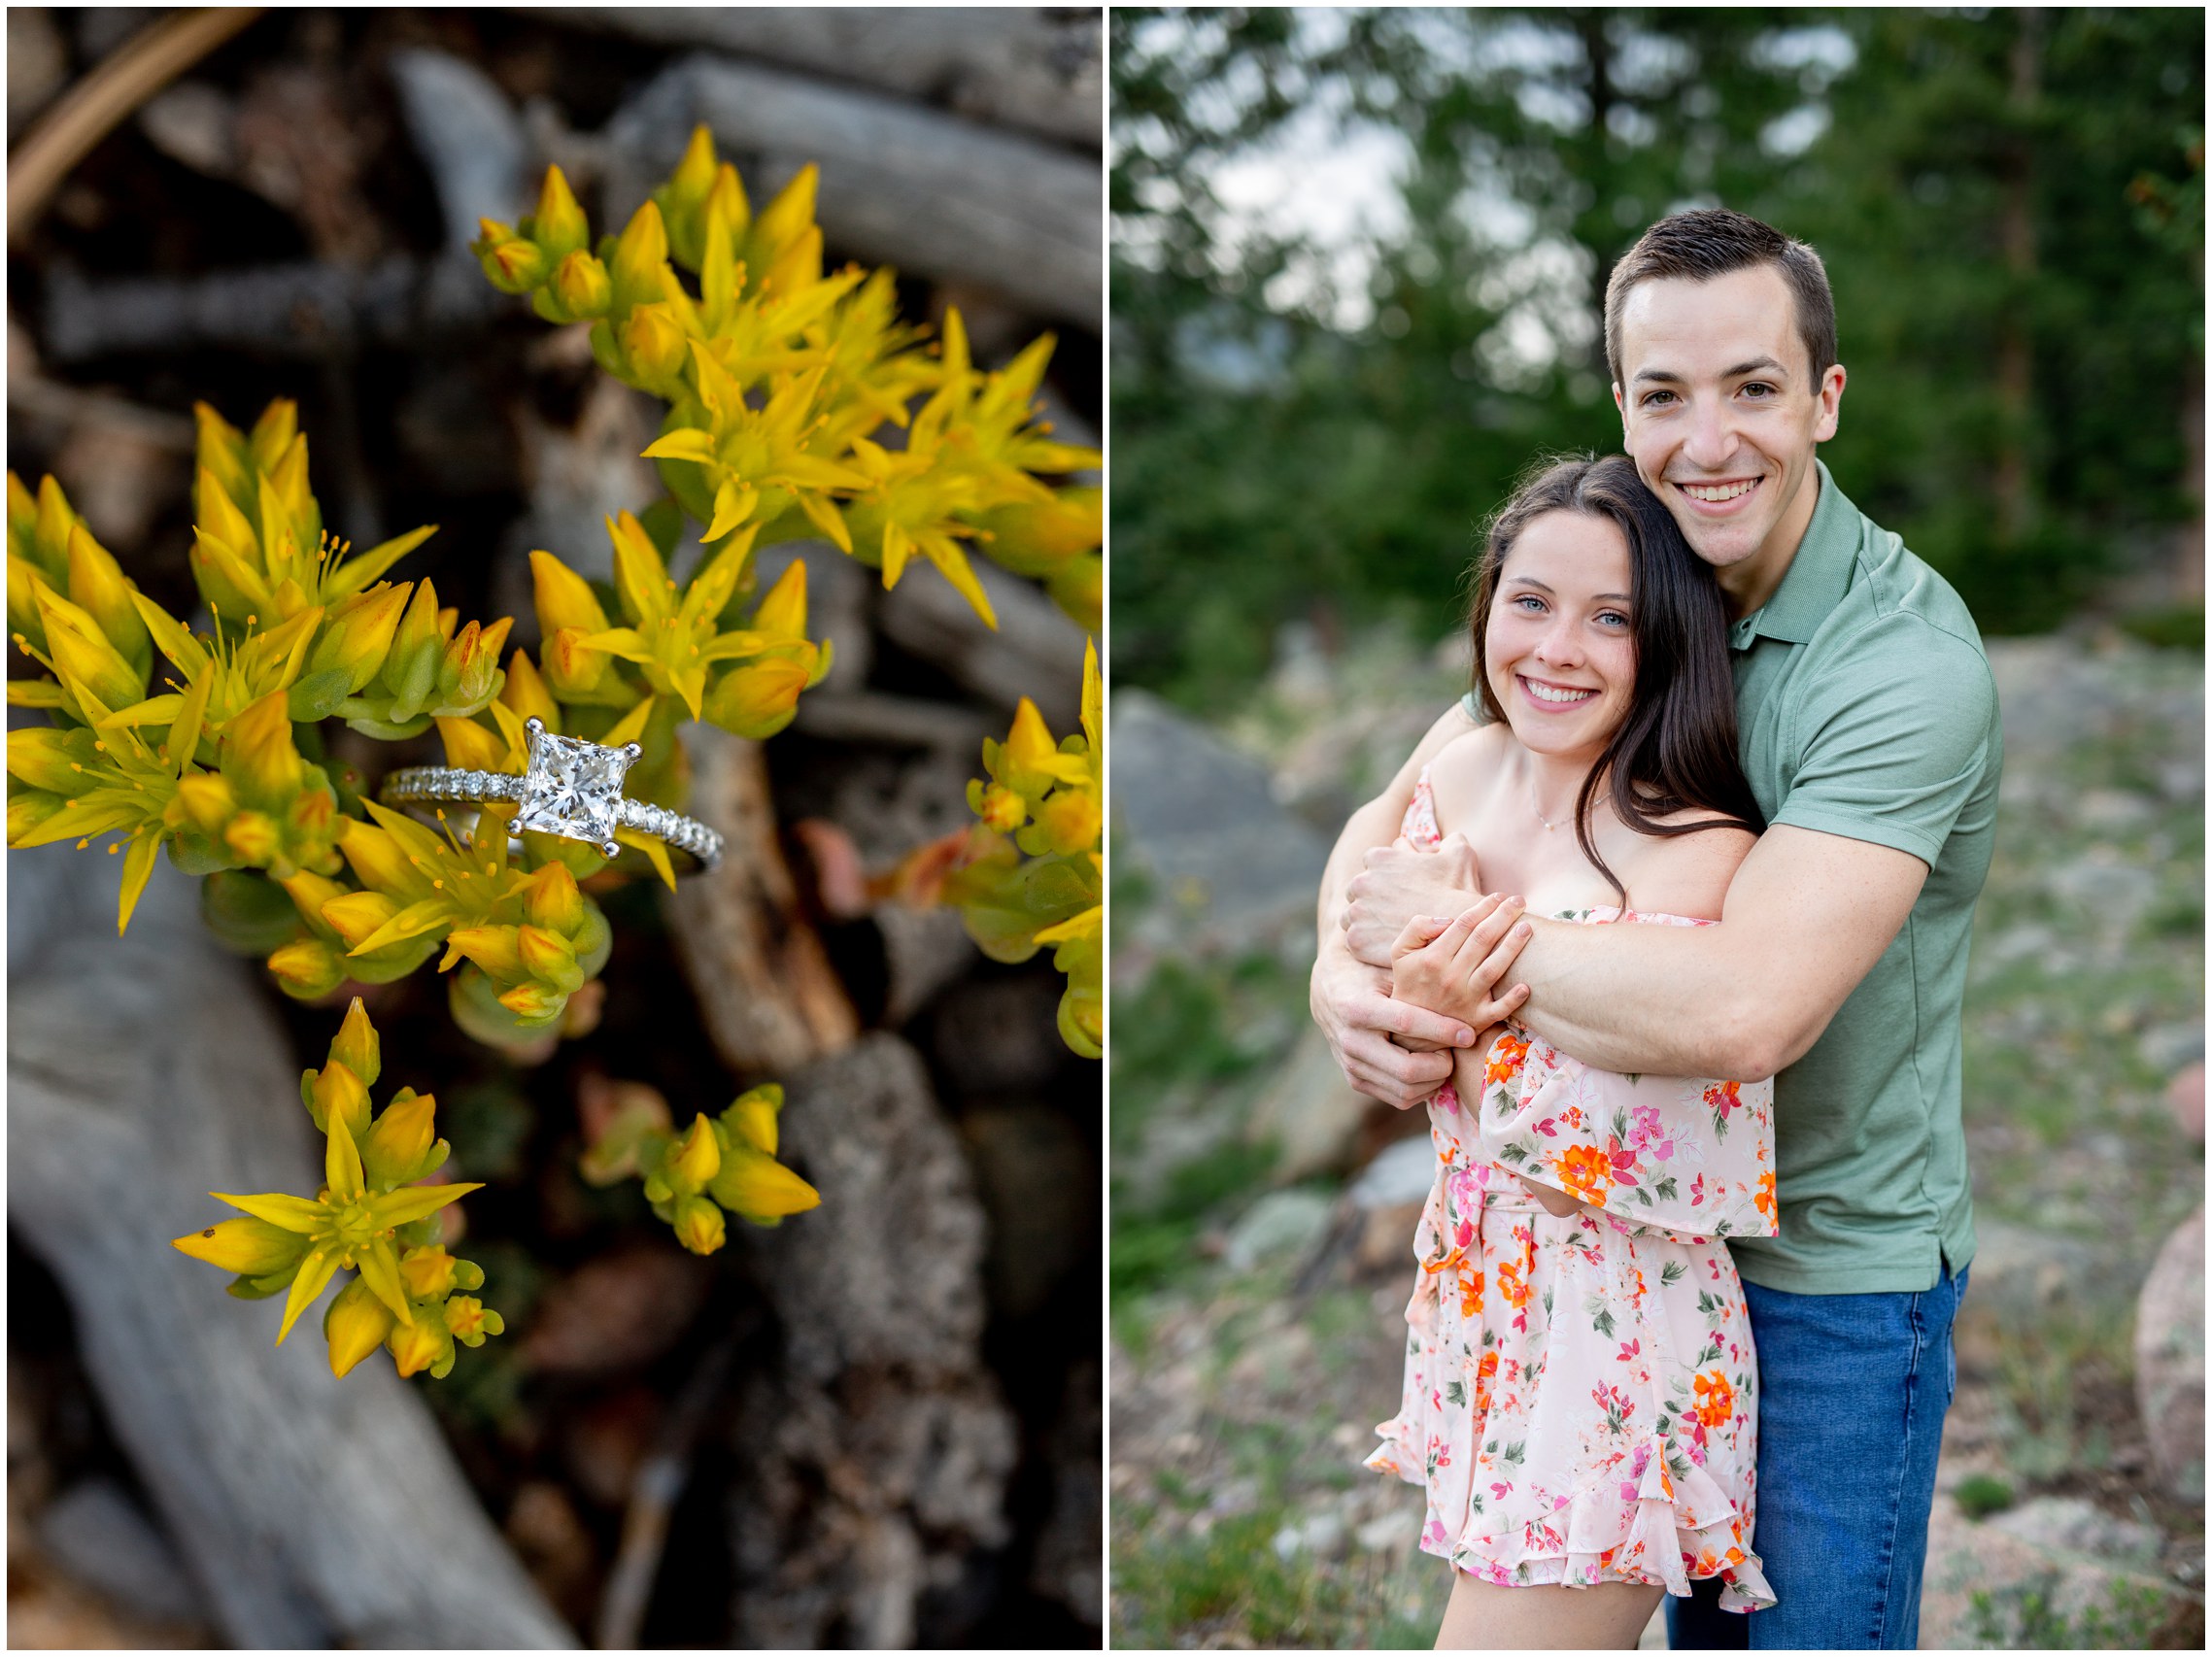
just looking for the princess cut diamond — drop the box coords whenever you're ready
[516,726,634,847]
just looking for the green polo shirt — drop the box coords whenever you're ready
[1462,462,2001,1293]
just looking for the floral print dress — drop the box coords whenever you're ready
[1365,770,1778,1611]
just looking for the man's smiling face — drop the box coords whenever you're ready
[1613,263,1846,614]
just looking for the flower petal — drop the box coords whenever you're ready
[368,1181,484,1230]
[355,1236,415,1328]
[212,1190,326,1234]
[273,1248,340,1346]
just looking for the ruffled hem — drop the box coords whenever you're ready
[1365,1417,1775,1612]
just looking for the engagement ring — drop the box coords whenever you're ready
[378,718,724,871]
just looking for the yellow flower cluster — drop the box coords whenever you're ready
[472,130,1101,635]
[171,999,502,1380]
[945,640,1103,1057]
[578,1079,821,1255]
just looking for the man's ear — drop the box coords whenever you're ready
[1613,382,1630,451]
[1814,363,1847,443]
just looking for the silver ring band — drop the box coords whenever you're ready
[377,722,723,872]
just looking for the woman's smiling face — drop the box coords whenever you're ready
[1482,509,1637,765]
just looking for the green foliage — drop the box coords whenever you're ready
[1112,8,2205,711]
[1952,1472,2016,1520]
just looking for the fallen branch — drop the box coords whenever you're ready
[606,54,1100,326]
[7,844,574,1649]
[519,8,1102,150]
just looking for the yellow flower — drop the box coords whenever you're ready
[190,1104,482,1347]
[323,1277,397,1378]
[708,1143,822,1223]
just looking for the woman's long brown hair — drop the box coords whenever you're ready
[1466,453,1765,902]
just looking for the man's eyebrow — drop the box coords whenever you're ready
[1631,355,1790,385]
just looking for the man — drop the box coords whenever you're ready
[1311,210,2001,1649]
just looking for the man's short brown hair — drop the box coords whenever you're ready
[1603,209,1836,389]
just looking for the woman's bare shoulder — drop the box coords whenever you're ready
[1426,717,1512,784]
[1620,810,1757,919]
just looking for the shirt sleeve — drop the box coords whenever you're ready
[1768,620,1998,865]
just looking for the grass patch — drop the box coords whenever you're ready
[1963,1572,2178,1649]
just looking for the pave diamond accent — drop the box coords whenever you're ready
[515,727,634,847]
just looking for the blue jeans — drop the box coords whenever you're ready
[1667,1265,1967,1650]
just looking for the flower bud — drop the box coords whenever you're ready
[607,199,671,309]
[551,249,613,319]
[654,125,723,269]
[330,996,381,1088]
[494,981,566,1023]
[473,220,549,293]
[721,1084,782,1157]
[528,166,590,262]
[752,559,808,639]
[1037,789,1101,857]
[619,300,689,387]
[528,551,610,636]
[223,809,282,866]
[66,524,149,672]
[324,1276,397,1378]
[667,1113,721,1197]
[387,1315,451,1379]
[434,619,505,713]
[362,1089,443,1190]
[516,924,583,993]
[223,690,305,807]
[173,1215,310,1276]
[311,1059,371,1138]
[7,726,87,795]
[398,1243,459,1300]
[541,626,612,698]
[39,587,144,713]
[974,782,1026,834]
[522,860,584,934]
[312,582,411,693]
[703,654,810,740]
[443,1295,504,1345]
[708,1144,821,1223]
[174,771,239,836]
[672,1195,726,1256]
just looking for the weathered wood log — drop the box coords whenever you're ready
[877,551,1089,732]
[664,723,862,1074]
[724,1033,1018,1647]
[519,8,1102,151]
[41,250,501,362]
[605,54,1100,327]
[6,842,574,1649]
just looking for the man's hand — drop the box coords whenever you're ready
[1388,898,1532,1031]
[1310,948,1474,1110]
[1344,832,1481,967]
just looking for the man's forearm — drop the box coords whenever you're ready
[1511,917,1780,1079]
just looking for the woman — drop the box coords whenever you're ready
[1358,454,1778,1649]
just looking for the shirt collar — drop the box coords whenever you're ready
[1728,459,1856,651]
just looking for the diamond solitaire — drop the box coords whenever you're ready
[376,719,726,871]
[515,721,637,856]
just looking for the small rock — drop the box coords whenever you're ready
[37,1477,207,1627]
[2133,1204,2206,1503]
[139,82,238,178]
[1985,1496,2162,1569]
[1225,1322,1316,1395]
[2140,1024,2206,1078]
[2075,789,2157,832]
[1348,1134,1439,1210]
[2046,856,2158,933]
[1354,1509,1423,1556]
[1271,1509,1346,1563]
[1222,1189,1335,1273]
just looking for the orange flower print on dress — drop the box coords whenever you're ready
[1555,1143,1615,1205]
[1693,1370,1735,1429]
[1457,1264,1484,1318]
[1485,1031,1531,1089]
[1474,1348,1499,1415]
[1753,1167,1777,1227]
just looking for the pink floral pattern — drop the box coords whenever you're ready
[1364,771,1778,1610]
